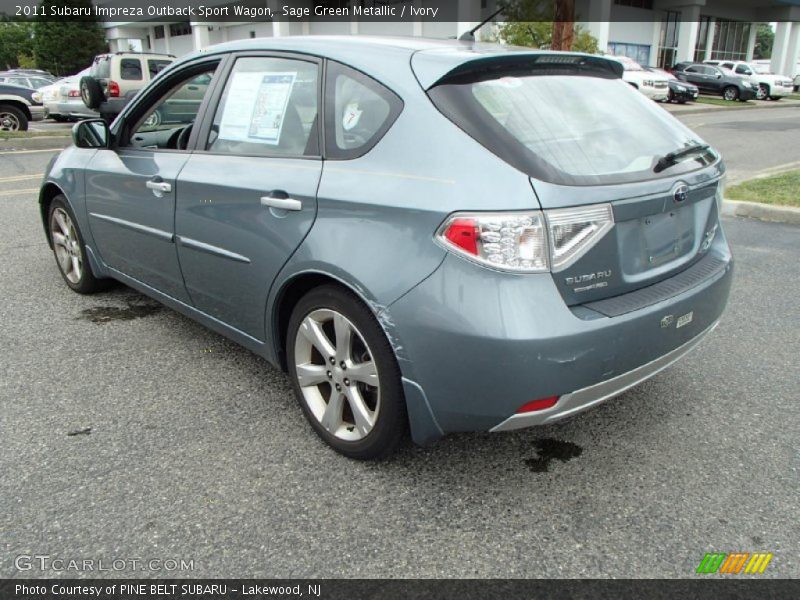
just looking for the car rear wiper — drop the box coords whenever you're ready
[653,143,711,173]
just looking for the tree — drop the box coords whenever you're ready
[754,24,774,60]
[0,19,35,70]
[33,0,107,76]
[497,0,599,54]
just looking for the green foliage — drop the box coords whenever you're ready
[33,0,107,76]
[0,19,35,70]
[496,0,599,53]
[753,24,774,60]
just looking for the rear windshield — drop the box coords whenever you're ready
[428,68,717,186]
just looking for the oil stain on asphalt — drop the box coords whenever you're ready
[525,438,583,472]
[79,298,163,323]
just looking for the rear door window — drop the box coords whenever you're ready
[120,58,143,81]
[324,61,403,159]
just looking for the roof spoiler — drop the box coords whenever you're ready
[415,52,624,90]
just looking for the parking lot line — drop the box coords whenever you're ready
[0,173,43,183]
[0,148,65,155]
[0,188,39,196]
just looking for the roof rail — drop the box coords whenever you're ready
[111,52,176,57]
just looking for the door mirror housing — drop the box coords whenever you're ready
[72,119,111,149]
[715,72,722,79]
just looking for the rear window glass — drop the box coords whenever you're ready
[92,56,111,79]
[120,58,143,81]
[429,69,716,186]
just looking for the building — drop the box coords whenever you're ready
[100,0,800,77]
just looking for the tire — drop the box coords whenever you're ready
[51,114,70,122]
[0,104,28,132]
[723,86,739,101]
[286,285,407,460]
[678,99,687,104]
[757,84,769,100]
[142,109,162,129]
[48,196,109,294]
[80,76,104,110]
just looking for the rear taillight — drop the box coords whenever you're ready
[437,204,614,274]
[68,90,80,98]
[107,80,120,97]
[437,212,548,273]
[545,204,614,271]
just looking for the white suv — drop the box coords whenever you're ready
[80,52,174,115]
[611,56,670,101]
[704,60,793,100]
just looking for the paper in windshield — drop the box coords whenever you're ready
[218,71,296,145]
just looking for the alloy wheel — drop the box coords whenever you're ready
[0,111,20,131]
[723,87,738,101]
[294,309,380,442]
[50,207,83,284]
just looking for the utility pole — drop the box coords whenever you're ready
[551,0,575,51]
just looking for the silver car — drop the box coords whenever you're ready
[40,37,733,459]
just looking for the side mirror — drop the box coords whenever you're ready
[715,73,722,79]
[72,119,110,149]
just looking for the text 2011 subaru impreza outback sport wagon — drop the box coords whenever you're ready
[40,37,733,459]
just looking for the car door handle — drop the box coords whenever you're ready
[146,179,172,196]
[260,194,302,211]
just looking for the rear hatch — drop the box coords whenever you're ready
[419,47,722,305]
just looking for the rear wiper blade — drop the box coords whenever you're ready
[654,143,711,173]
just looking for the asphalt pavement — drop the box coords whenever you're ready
[0,109,798,579]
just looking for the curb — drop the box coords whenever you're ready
[0,136,71,151]
[666,100,800,116]
[722,199,800,226]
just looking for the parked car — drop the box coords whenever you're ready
[41,38,733,459]
[647,67,698,103]
[0,72,55,90]
[673,62,756,101]
[80,52,174,119]
[7,68,54,78]
[704,60,793,100]
[0,83,45,131]
[611,55,670,101]
[40,68,99,122]
[752,59,800,92]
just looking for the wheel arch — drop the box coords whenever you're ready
[271,271,377,372]
[0,99,32,120]
[39,182,67,248]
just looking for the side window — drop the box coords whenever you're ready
[325,61,403,159]
[120,58,143,81]
[125,64,219,150]
[206,56,319,157]
[722,62,735,70]
[148,59,172,78]
[685,66,698,73]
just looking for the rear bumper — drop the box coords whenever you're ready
[44,100,97,119]
[490,320,717,432]
[671,88,698,102]
[739,87,757,100]
[29,105,45,121]
[388,236,733,438]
